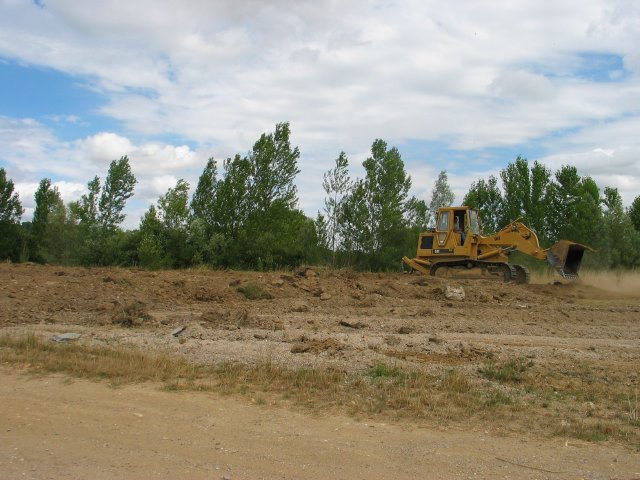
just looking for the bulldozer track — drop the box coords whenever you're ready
[429,260,521,283]
[512,264,531,284]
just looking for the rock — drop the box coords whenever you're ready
[339,320,366,329]
[444,285,465,301]
[428,335,442,344]
[291,343,310,353]
[271,278,284,287]
[171,326,186,337]
[290,302,310,313]
[385,335,401,346]
[51,333,81,343]
[320,293,332,301]
[254,333,267,340]
[397,326,412,334]
[297,267,317,278]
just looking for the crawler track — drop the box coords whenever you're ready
[429,260,530,283]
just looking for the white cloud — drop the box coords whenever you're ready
[539,146,639,206]
[1,0,640,223]
[488,71,556,103]
[1,120,208,221]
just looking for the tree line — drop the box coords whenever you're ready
[1,123,639,270]
[463,157,640,268]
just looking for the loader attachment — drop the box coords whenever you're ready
[546,240,591,279]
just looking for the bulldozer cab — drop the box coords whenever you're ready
[436,207,478,247]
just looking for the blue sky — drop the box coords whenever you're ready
[1,0,639,228]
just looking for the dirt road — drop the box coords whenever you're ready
[1,370,638,480]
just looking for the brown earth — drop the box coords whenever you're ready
[1,263,640,479]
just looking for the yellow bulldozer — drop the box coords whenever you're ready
[402,206,592,283]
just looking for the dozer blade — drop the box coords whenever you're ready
[546,240,591,279]
[402,256,431,275]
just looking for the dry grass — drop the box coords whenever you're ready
[237,282,273,300]
[1,333,638,445]
[0,333,199,384]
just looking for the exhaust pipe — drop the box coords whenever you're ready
[546,240,592,279]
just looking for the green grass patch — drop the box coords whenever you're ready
[237,282,272,300]
[478,357,532,383]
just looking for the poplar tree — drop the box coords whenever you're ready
[429,170,454,223]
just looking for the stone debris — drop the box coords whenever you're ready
[290,302,310,313]
[339,320,366,329]
[171,326,186,337]
[51,333,81,343]
[444,285,465,301]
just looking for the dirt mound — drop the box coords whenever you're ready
[290,336,346,355]
[111,300,152,327]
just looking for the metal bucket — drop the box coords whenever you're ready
[547,240,591,279]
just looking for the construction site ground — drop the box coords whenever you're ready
[1,263,639,479]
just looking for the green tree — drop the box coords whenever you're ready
[463,175,502,233]
[234,122,306,269]
[68,157,137,265]
[137,205,168,269]
[30,179,63,261]
[154,179,193,267]
[528,161,552,241]
[404,197,429,230]
[315,212,329,249]
[98,156,137,230]
[75,176,101,226]
[43,197,79,264]
[321,151,352,264]
[158,179,190,230]
[191,158,218,225]
[248,122,300,214]
[340,179,369,263]
[547,166,602,247]
[188,122,312,269]
[429,170,454,223]
[499,157,553,241]
[500,156,531,225]
[0,168,23,223]
[629,195,640,232]
[215,154,252,239]
[601,187,639,268]
[358,139,412,268]
[0,168,24,261]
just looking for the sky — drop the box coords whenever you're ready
[1,0,639,229]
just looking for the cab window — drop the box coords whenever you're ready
[437,211,449,231]
[469,210,480,234]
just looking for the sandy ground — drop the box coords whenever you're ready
[1,263,639,479]
[1,369,639,480]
